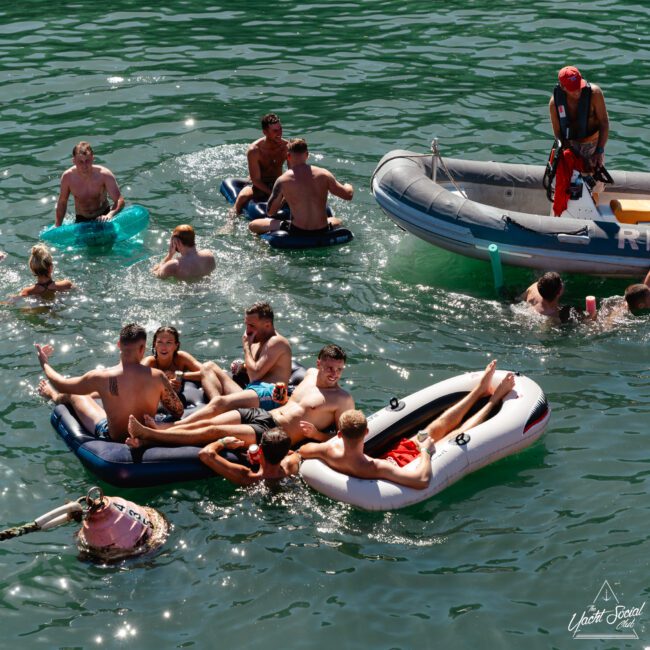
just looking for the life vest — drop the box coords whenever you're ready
[553,83,592,141]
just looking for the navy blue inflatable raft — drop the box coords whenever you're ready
[219,177,353,249]
[50,363,308,488]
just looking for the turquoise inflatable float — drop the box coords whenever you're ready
[40,205,149,248]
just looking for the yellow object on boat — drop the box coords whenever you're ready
[610,199,650,224]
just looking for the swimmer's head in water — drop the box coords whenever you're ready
[537,272,564,301]
[119,323,147,347]
[338,409,367,440]
[245,301,274,323]
[260,428,291,465]
[624,283,650,312]
[172,224,195,248]
[318,343,346,363]
[152,326,180,358]
[29,244,53,277]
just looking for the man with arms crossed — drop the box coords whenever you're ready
[198,301,292,411]
[152,224,216,280]
[299,361,515,490]
[36,324,183,442]
[233,113,288,215]
[54,141,125,226]
[248,138,353,235]
[126,344,354,448]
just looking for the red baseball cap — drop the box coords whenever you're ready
[558,66,587,92]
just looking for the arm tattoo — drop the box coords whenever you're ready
[161,385,184,418]
[109,376,119,396]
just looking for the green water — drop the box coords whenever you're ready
[1,2,649,648]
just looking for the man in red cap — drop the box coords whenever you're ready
[549,65,609,172]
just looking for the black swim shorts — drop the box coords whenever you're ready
[278,221,331,235]
[76,202,110,223]
[236,407,276,443]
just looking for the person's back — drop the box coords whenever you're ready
[521,271,564,319]
[96,363,168,439]
[19,244,74,298]
[154,224,215,280]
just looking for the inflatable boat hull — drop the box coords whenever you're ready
[300,370,550,511]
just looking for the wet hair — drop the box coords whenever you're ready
[261,113,280,130]
[537,272,563,301]
[72,141,93,157]
[318,344,346,363]
[260,428,291,465]
[152,326,180,357]
[172,224,195,247]
[245,301,274,322]
[624,283,650,311]
[29,244,53,277]
[119,323,147,346]
[338,410,367,440]
[287,138,308,155]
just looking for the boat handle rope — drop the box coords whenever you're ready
[0,487,105,541]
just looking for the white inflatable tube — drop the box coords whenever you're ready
[300,370,550,511]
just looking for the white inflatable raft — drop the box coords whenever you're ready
[300,370,550,511]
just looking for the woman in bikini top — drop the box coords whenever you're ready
[18,244,74,297]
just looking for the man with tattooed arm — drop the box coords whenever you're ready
[36,323,183,442]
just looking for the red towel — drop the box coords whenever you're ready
[553,148,585,217]
[380,438,421,467]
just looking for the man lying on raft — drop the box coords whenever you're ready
[233,113,288,215]
[54,141,125,226]
[248,138,353,236]
[199,429,301,486]
[126,344,354,448]
[299,362,515,490]
[199,301,292,410]
[36,323,183,442]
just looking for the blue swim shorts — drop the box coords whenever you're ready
[246,381,281,411]
[94,418,111,440]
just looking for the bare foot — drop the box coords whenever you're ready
[38,379,66,404]
[490,372,516,403]
[476,359,497,396]
[126,415,151,448]
[143,414,159,429]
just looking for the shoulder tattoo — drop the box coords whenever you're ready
[108,376,118,396]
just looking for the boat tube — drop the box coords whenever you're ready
[300,370,550,511]
[371,150,650,276]
[40,205,149,249]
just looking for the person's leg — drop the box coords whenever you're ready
[127,413,257,447]
[450,372,515,437]
[327,216,342,228]
[233,185,254,215]
[248,218,284,235]
[39,380,106,433]
[200,361,242,400]
[423,360,497,442]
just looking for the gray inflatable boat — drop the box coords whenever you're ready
[371,149,650,276]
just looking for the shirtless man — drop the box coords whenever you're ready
[299,362,515,490]
[126,344,354,448]
[233,113,288,215]
[54,141,125,226]
[519,272,564,320]
[248,138,353,235]
[153,224,216,280]
[199,301,292,410]
[36,324,183,442]
[550,66,609,173]
[199,429,301,486]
